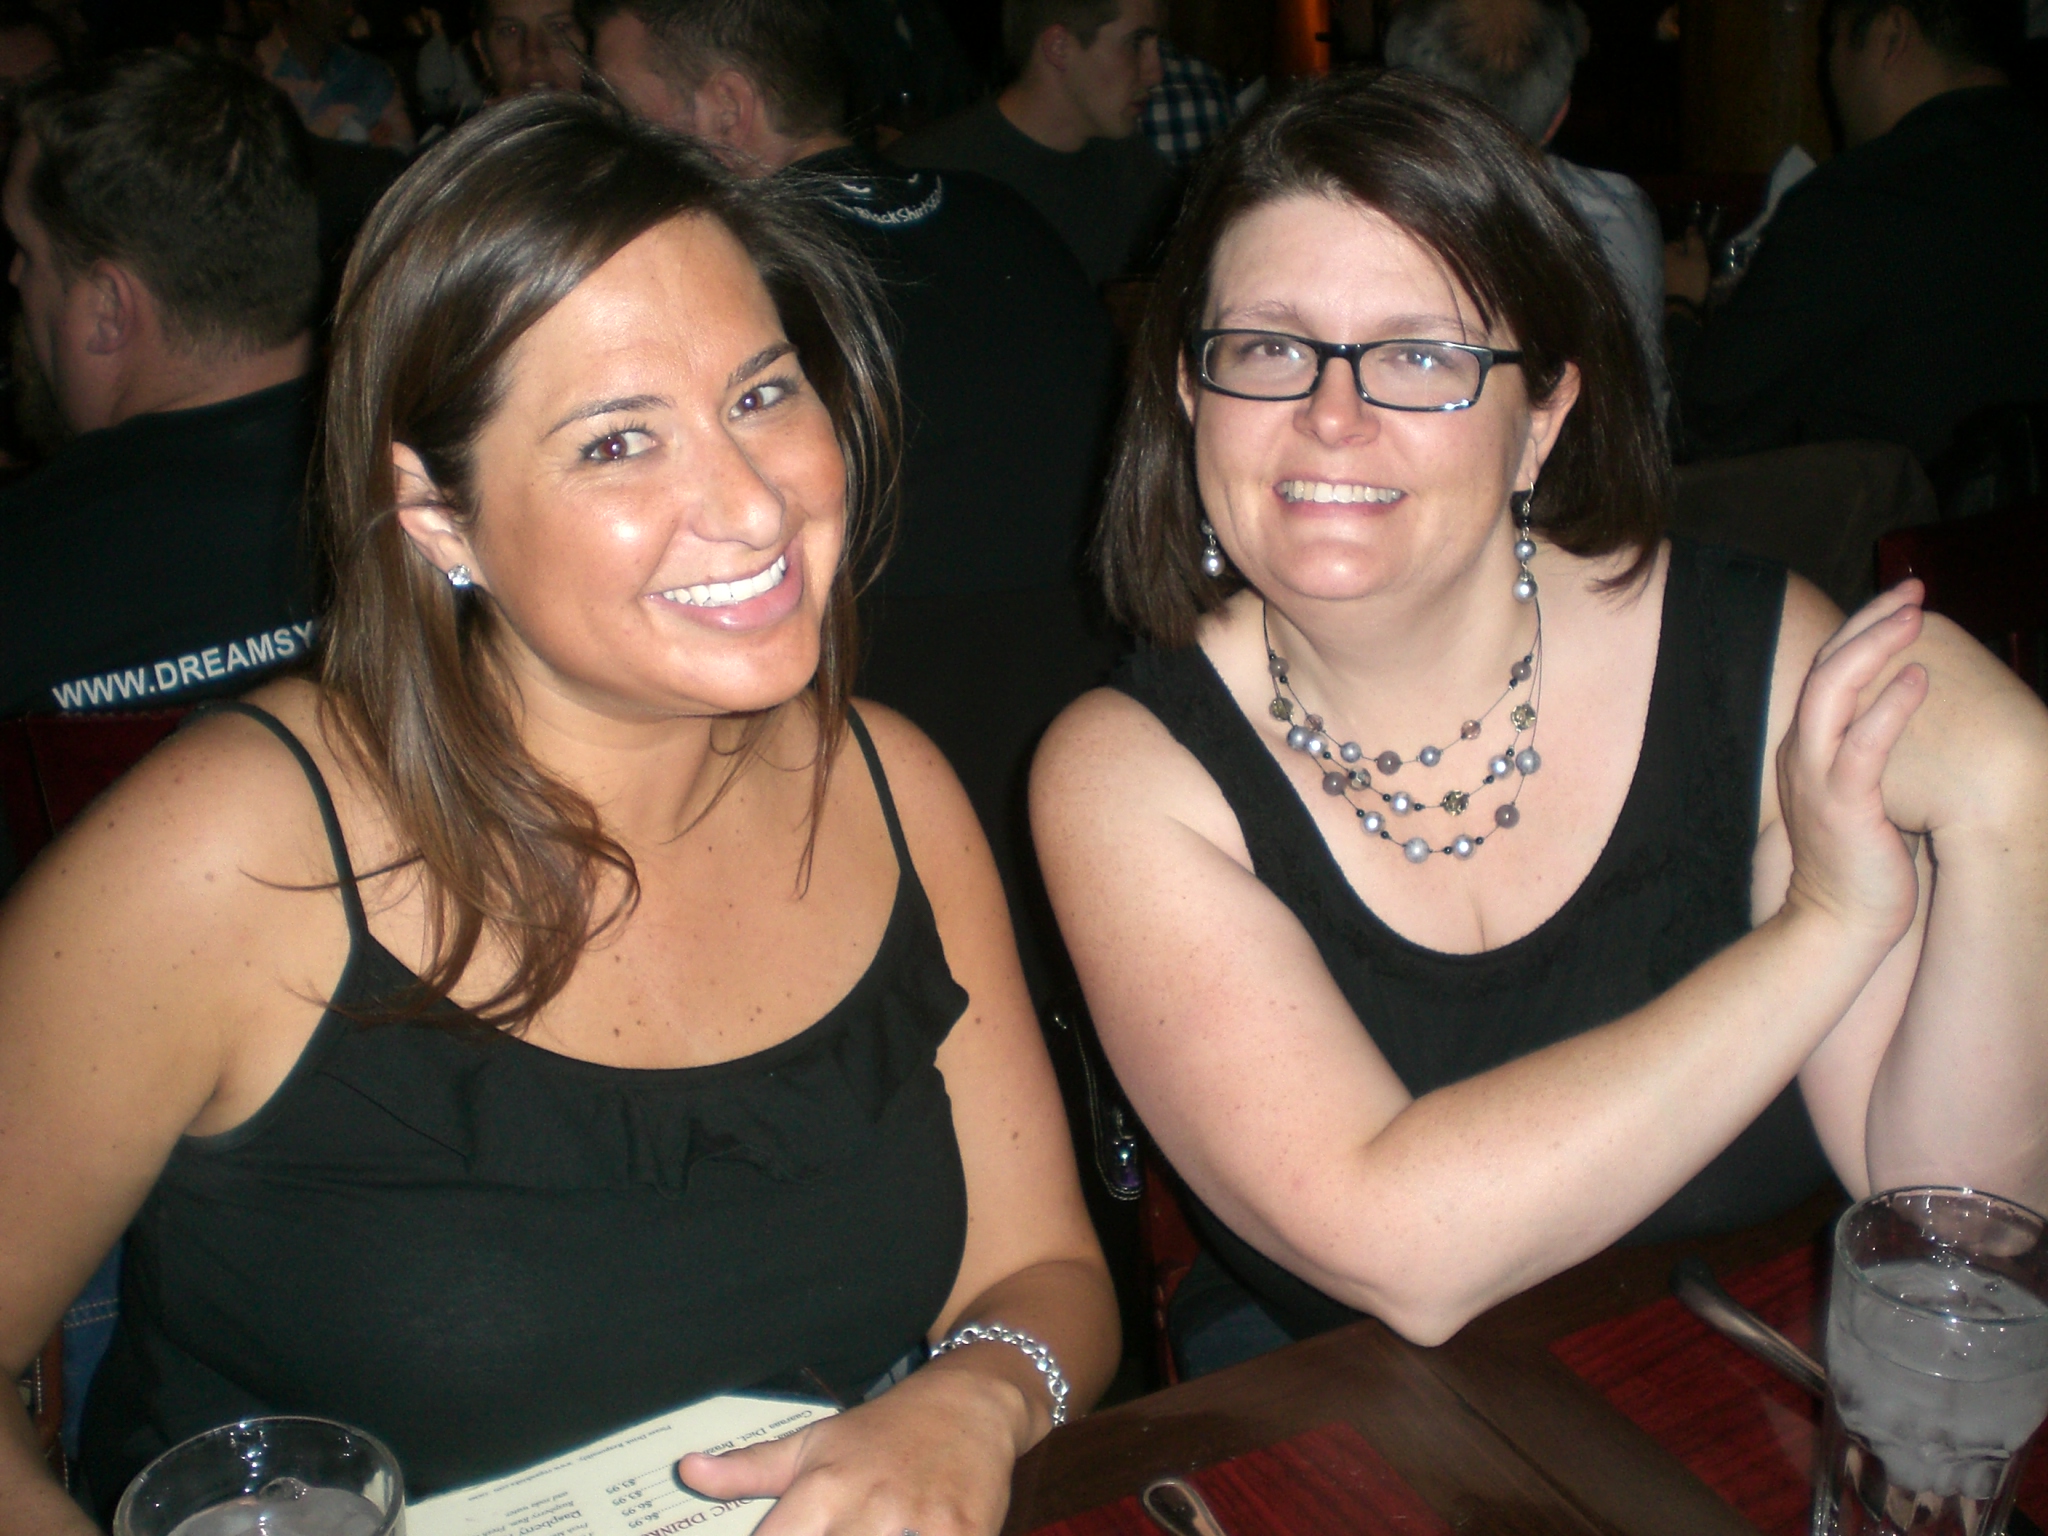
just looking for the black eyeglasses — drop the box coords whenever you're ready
[1191,329,1525,412]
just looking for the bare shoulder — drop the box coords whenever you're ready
[0,683,351,1168]
[1032,683,1251,873]
[839,700,1020,950]
[842,699,983,855]
[13,683,340,921]
[1032,684,1178,792]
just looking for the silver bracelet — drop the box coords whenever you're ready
[928,1321,1070,1427]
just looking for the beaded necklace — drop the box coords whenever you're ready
[1262,597,1544,863]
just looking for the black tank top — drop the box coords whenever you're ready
[81,706,971,1512]
[1111,540,1832,1340]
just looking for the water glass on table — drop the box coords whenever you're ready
[1816,1187,2048,1536]
[114,1416,404,1536]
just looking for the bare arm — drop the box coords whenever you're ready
[680,707,1117,1536]
[0,720,332,1534]
[1030,603,1924,1346]
[0,1397,95,1536]
[1780,582,2048,1209]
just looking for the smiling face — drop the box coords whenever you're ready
[1062,0,1163,140]
[399,213,846,722]
[1184,192,1576,606]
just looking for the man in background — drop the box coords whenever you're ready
[1666,0,2046,465]
[586,0,1121,1003]
[890,0,1174,286]
[1385,0,1669,420]
[477,0,588,96]
[0,50,323,718]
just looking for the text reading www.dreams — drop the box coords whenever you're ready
[49,622,319,710]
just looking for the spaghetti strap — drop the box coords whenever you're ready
[843,707,912,876]
[185,701,370,947]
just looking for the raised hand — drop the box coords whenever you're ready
[1776,581,1929,948]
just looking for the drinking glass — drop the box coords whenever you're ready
[114,1416,405,1536]
[1815,1187,2048,1536]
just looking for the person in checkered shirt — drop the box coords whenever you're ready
[1142,39,1236,164]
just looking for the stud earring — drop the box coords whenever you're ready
[446,564,473,589]
[1510,490,1537,604]
[1200,521,1226,579]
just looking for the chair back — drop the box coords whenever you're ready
[1671,440,1939,613]
[1876,499,2048,690]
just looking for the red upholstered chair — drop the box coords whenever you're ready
[0,707,188,1477]
[1875,499,2048,692]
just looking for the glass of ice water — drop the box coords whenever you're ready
[1815,1187,2048,1536]
[114,1416,404,1536]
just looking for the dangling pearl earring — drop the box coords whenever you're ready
[1200,521,1226,579]
[446,564,474,589]
[1510,490,1537,604]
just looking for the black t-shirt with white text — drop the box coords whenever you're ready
[0,378,318,718]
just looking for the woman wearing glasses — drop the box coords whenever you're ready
[1032,71,2048,1375]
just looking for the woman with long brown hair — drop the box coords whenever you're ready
[1032,70,2048,1376]
[0,95,1115,1531]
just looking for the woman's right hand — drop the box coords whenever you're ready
[1775,582,1929,949]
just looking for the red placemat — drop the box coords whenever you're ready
[1551,1244,2048,1534]
[1025,1421,1448,1536]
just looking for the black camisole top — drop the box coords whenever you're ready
[1110,540,1833,1341]
[81,705,971,1513]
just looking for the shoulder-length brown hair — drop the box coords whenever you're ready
[1098,69,1668,647]
[315,93,895,1032]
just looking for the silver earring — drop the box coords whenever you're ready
[1200,521,1226,579]
[446,564,473,589]
[1510,491,1537,604]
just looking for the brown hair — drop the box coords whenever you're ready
[576,0,848,139]
[1097,69,1668,648]
[20,48,320,354]
[1001,0,1122,72]
[1823,0,2018,69]
[316,92,895,1032]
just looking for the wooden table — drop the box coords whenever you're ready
[1003,1188,1844,1535]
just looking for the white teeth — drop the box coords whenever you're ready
[1280,480,1402,505]
[663,555,787,608]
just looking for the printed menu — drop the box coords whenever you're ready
[405,1394,837,1536]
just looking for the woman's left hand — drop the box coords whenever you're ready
[676,1364,1027,1536]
